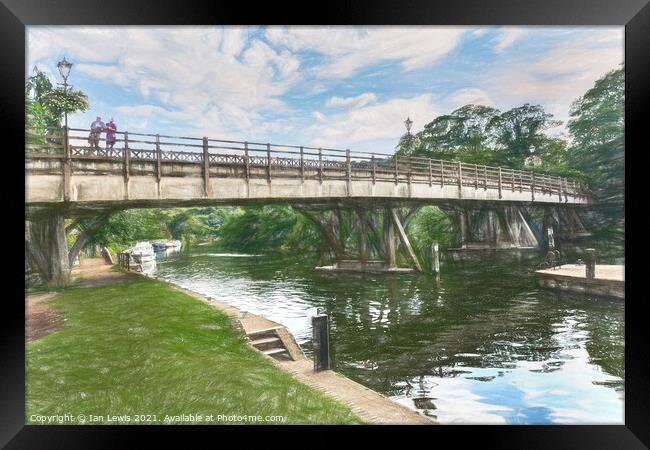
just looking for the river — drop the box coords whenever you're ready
[152,243,624,424]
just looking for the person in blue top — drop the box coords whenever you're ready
[105,118,117,150]
[89,116,105,149]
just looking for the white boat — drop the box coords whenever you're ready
[167,240,182,249]
[130,241,155,263]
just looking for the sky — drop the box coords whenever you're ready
[27,26,623,154]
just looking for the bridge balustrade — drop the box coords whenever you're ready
[25,126,588,199]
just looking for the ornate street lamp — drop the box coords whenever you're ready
[56,57,73,135]
[404,116,413,135]
[57,57,72,84]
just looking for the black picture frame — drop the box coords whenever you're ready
[3,0,647,447]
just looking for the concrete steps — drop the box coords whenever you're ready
[246,328,291,361]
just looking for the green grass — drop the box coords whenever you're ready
[26,277,363,424]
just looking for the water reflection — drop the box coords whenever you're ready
[153,244,624,424]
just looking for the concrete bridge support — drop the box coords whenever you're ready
[26,212,71,287]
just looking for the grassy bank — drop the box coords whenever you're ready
[26,277,363,424]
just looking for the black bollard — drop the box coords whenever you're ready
[312,313,330,371]
[585,248,596,279]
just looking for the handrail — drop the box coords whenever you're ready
[25,126,589,198]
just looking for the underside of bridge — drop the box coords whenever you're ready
[25,198,591,285]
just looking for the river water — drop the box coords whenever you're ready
[152,244,624,424]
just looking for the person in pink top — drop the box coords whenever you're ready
[105,117,117,150]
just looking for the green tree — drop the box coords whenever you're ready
[408,105,500,155]
[567,67,624,203]
[486,103,562,162]
[25,67,90,131]
[567,67,624,250]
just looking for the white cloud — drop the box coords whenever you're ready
[446,88,494,110]
[479,28,623,132]
[306,94,437,151]
[493,28,527,52]
[265,26,465,78]
[28,26,302,138]
[325,92,377,108]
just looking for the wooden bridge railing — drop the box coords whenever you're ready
[25,127,589,199]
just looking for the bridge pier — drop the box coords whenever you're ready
[26,212,71,287]
[300,204,423,273]
[446,203,541,259]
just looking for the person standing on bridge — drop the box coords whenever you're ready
[105,118,117,150]
[89,116,105,149]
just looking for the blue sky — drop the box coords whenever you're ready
[27,26,623,154]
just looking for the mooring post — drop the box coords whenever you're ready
[585,248,596,279]
[431,241,440,274]
[312,313,330,372]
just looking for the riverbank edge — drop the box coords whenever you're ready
[137,270,435,425]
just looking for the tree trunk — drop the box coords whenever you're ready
[68,213,111,266]
[26,213,71,287]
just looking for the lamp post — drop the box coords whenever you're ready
[56,57,73,139]
[404,116,413,135]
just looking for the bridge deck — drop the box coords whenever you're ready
[26,127,592,210]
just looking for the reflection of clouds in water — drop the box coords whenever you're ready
[153,250,624,424]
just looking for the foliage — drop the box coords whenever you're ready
[567,67,624,202]
[407,207,455,269]
[487,103,562,161]
[82,210,169,254]
[218,205,298,252]
[25,67,90,131]
[27,277,363,424]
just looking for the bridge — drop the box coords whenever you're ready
[27,128,590,209]
[25,127,593,284]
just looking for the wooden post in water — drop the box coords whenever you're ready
[431,241,440,274]
[312,313,330,372]
[585,248,596,279]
